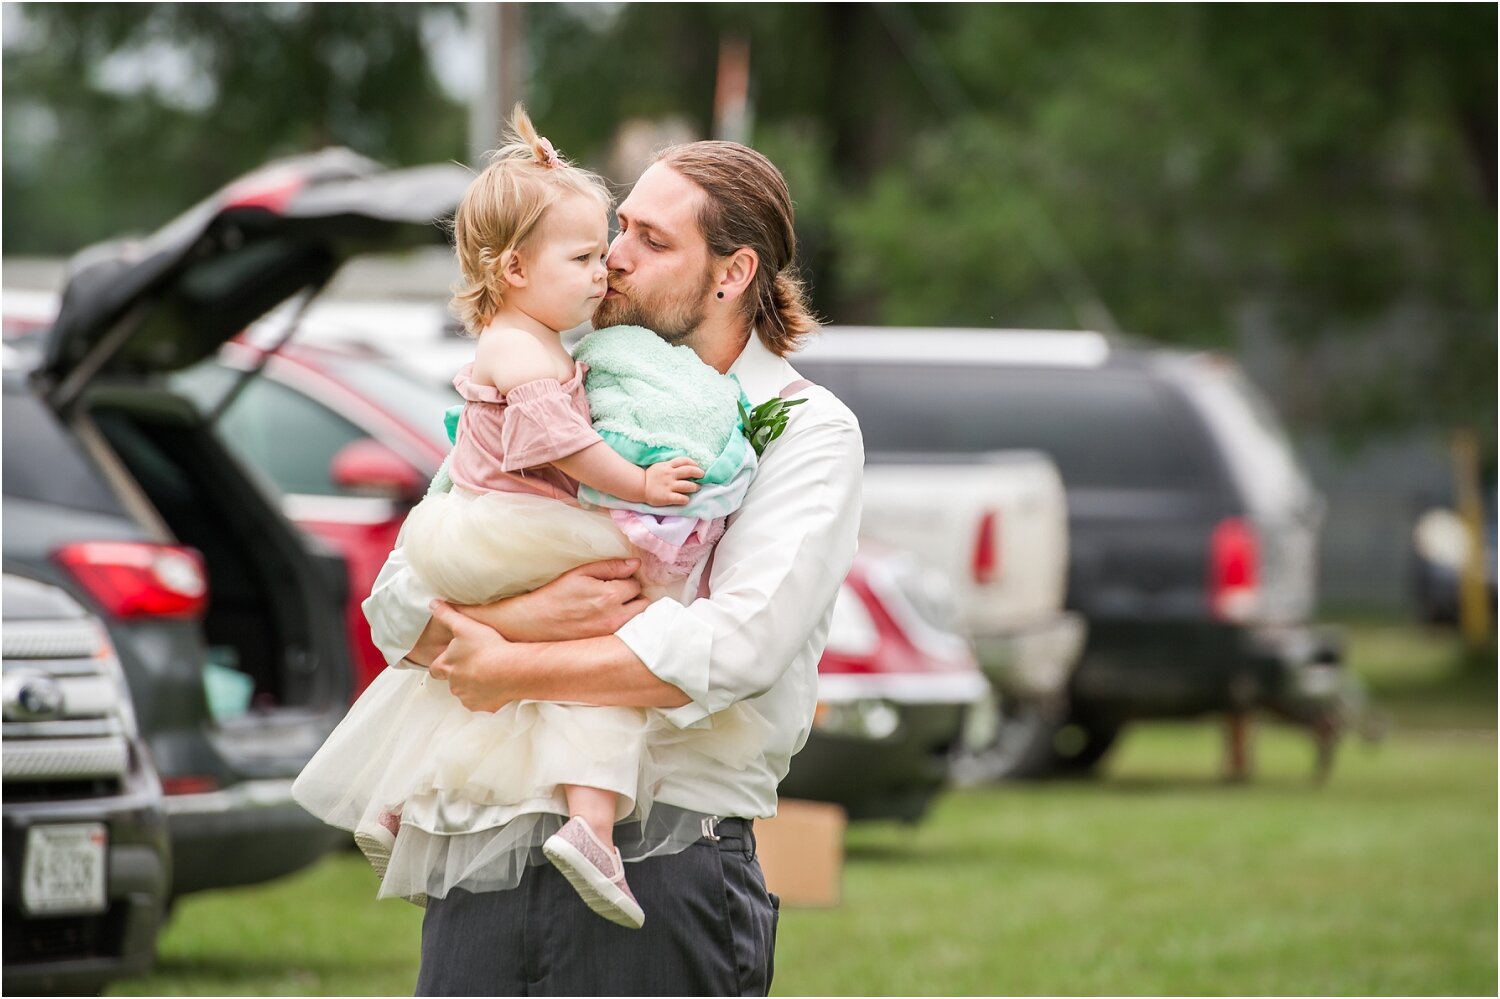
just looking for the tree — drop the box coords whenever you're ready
[830,4,1496,451]
[2,2,467,253]
[3,3,1492,451]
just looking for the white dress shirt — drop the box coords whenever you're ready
[361,331,865,819]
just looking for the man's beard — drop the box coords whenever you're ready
[593,267,715,343]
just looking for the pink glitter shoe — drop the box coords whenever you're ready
[542,817,645,929]
[354,810,428,908]
[354,809,402,880]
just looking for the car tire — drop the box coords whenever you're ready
[951,694,1065,781]
[1049,713,1122,774]
[953,697,1121,781]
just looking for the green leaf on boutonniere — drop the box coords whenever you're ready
[741,396,807,457]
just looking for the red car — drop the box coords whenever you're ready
[170,337,454,693]
[176,321,987,820]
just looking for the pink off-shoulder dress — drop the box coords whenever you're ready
[399,363,643,605]
[290,363,768,905]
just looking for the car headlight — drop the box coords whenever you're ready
[813,698,902,740]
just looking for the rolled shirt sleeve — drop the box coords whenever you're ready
[614,393,865,728]
[362,536,439,668]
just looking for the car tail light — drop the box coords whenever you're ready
[972,510,1001,584]
[54,542,209,620]
[1210,518,1259,622]
[221,165,305,214]
[161,775,220,796]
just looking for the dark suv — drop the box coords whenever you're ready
[796,327,1348,777]
[2,150,468,900]
[2,572,170,994]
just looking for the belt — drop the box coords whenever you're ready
[701,815,756,858]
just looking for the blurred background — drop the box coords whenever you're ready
[4,1,1495,610]
[1,3,1494,996]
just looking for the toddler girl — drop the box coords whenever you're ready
[291,107,765,929]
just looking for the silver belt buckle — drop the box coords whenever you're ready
[701,815,721,841]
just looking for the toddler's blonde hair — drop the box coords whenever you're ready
[450,104,612,336]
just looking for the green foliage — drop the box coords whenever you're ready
[1,3,1493,449]
[828,4,1496,449]
[2,2,467,253]
[739,395,807,457]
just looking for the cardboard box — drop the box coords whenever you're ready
[754,798,847,907]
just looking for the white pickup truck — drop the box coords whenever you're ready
[856,453,1087,776]
[862,454,1083,689]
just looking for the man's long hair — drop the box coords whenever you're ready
[654,142,820,356]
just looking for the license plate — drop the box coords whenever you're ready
[22,823,108,916]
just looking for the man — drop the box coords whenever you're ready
[364,141,864,996]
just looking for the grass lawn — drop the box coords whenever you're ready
[109,622,1496,996]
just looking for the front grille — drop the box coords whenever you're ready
[4,719,123,740]
[1,778,122,803]
[3,736,129,781]
[2,621,104,660]
[3,905,127,965]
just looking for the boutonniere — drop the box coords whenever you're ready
[739,396,807,457]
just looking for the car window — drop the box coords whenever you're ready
[321,355,459,452]
[1178,360,1314,514]
[1,384,126,515]
[797,361,1201,490]
[172,363,374,498]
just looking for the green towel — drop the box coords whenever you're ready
[573,325,745,471]
[426,456,453,497]
[432,325,751,494]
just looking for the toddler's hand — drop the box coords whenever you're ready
[644,457,703,507]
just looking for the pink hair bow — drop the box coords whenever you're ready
[537,137,561,169]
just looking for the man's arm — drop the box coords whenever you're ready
[426,601,690,711]
[612,400,864,725]
[362,542,649,666]
[428,396,865,723]
[361,542,441,666]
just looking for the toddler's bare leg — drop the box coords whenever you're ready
[564,785,619,846]
[546,785,643,927]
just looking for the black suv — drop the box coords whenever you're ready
[2,572,170,994]
[2,150,468,903]
[796,327,1348,777]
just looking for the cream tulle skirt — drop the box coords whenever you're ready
[401,487,637,605]
[292,487,767,902]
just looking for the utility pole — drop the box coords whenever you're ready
[469,3,527,165]
[713,35,752,145]
[1452,428,1493,647]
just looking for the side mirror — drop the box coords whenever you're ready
[329,439,426,504]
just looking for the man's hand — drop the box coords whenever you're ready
[426,600,515,711]
[426,597,692,714]
[404,609,454,668]
[459,558,650,643]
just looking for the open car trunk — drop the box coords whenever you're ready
[77,385,349,768]
[29,149,468,769]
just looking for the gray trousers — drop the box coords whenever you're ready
[415,820,779,996]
